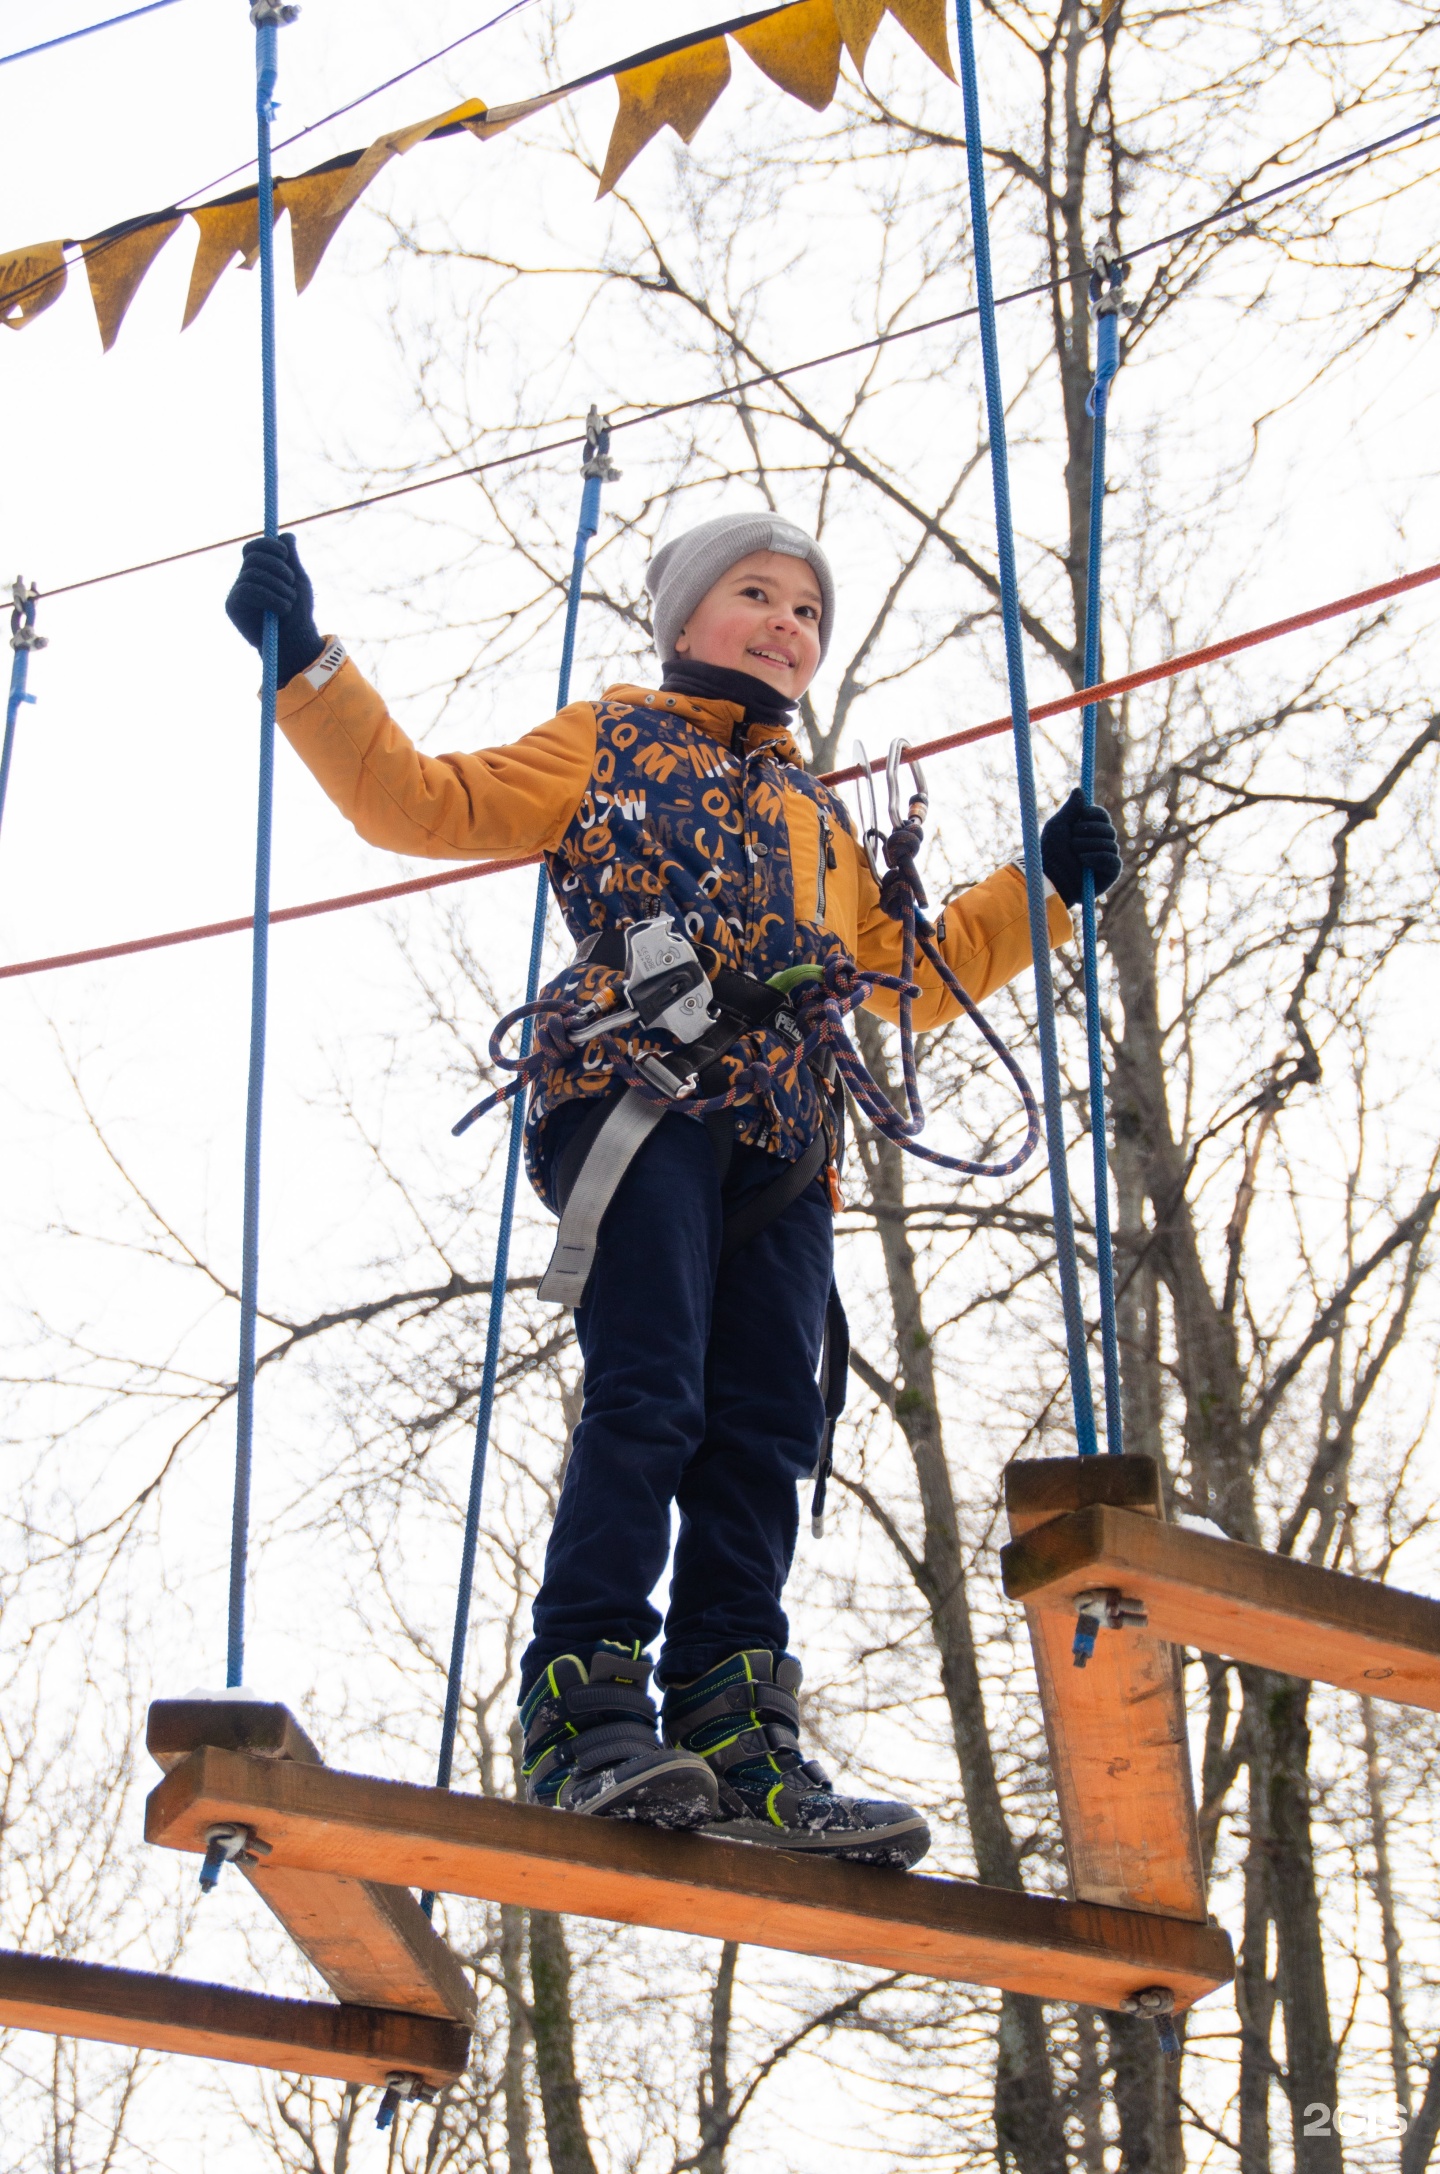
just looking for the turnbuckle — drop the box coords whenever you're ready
[1071,1586,1147,1667]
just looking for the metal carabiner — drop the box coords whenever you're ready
[885,738,928,832]
[851,741,886,883]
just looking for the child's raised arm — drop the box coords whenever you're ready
[226,535,594,863]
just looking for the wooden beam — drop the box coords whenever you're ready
[0,1949,470,2090]
[1004,1459,1207,1922]
[146,1746,1234,2014]
[146,1701,476,2026]
[1002,1506,1440,1711]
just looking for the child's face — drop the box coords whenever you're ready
[673,550,823,701]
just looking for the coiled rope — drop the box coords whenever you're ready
[454,889,1041,1181]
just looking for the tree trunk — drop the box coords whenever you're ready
[855,1015,1066,2174]
[1237,1699,1276,2174]
[1264,1674,1341,2174]
[1361,1695,1412,2119]
[528,1911,598,2174]
[1402,2049,1440,2174]
[1072,2007,1107,2172]
[500,1902,532,2174]
[696,1940,738,2173]
[1106,2011,1168,2173]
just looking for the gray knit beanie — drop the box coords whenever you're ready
[645,512,835,665]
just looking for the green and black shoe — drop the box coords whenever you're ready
[662,1650,931,1869]
[521,1642,719,1829]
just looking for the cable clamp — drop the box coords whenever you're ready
[249,2,300,22]
[1071,1586,1147,1666]
[1088,238,1137,319]
[198,1821,271,1892]
[9,576,45,653]
[581,403,621,483]
[376,2072,437,2131]
[1120,1985,1180,2058]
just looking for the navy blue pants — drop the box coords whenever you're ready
[518,1103,833,1694]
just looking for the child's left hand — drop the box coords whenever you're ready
[1040,788,1122,906]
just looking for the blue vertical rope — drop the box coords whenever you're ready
[421,412,617,1913]
[951,0,1098,1455]
[227,2,292,1689]
[1081,267,1125,1456]
[1,583,44,848]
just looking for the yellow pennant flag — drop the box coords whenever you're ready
[0,240,67,329]
[462,90,564,142]
[734,0,842,111]
[83,216,183,351]
[279,99,489,293]
[832,0,886,71]
[183,193,275,329]
[598,37,732,196]
[885,0,955,79]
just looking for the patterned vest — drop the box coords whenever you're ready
[523,687,855,1191]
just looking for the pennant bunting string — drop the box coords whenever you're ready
[0,0,955,347]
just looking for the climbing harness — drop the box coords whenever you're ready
[1081,243,1136,1458]
[951,0,1099,1460]
[459,725,1040,1537]
[465,736,1039,1201]
[418,408,619,1920]
[1,579,44,847]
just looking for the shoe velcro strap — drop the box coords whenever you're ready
[749,1683,800,1727]
[565,1683,656,1720]
[672,1679,799,1734]
[571,1722,663,1771]
[705,1722,799,1772]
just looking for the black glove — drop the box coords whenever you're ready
[225,533,324,686]
[1039,787,1122,908]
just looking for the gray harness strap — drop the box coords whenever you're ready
[537,1089,667,1307]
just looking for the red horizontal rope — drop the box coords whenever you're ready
[4,556,1436,984]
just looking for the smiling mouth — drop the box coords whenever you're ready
[747,646,795,670]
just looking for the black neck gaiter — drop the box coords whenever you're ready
[660,657,796,733]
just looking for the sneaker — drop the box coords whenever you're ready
[662,1650,930,1869]
[520,1642,719,1829]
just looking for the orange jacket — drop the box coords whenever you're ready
[277,658,1072,1036]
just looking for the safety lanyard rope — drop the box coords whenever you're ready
[227,0,296,1691]
[461,914,1041,1179]
[423,411,618,1883]
[1081,253,1128,1455]
[1,581,44,847]
[952,0,1098,1456]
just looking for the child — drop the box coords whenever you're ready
[225,512,1120,1868]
